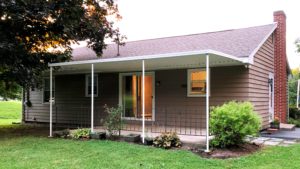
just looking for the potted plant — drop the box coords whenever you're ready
[124,133,141,143]
[270,117,280,129]
[90,132,106,140]
[144,137,154,145]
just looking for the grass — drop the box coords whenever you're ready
[0,101,21,125]
[1,102,300,168]
[0,125,300,169]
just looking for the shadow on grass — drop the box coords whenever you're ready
[0,124,49,139]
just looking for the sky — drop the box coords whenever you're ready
[114,0,300,68]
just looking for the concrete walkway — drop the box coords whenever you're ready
[246,136,298,146]
[261,128,300,140]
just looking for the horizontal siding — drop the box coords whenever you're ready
[249,36,274,128]
[25,73,119,125]
[25,66,250,131]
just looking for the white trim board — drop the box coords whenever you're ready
[49,49,248,67]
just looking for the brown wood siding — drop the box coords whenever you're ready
[249,36,274,128]
[155,66,249,130]
[25,73,119,125]
[25,66,250,132]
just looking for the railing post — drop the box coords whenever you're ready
[142,60,145,143]
[205,54,210,152]
[49,66,53,137]
[91,64,94,133]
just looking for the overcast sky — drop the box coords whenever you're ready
[115,0,300,68]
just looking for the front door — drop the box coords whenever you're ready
[120,73,154,120]
[269,73,274,122]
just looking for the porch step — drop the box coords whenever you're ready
[266,128,279,134]
[280,123,296,131]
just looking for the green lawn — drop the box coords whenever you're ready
[0,101,21,125]
[1,102,300,168]
[0,125,300,169]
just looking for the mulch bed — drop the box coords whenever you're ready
[191,143,262,159]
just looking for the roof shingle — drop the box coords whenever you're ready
[72,23,276,61]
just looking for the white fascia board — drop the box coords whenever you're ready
[49,49,248,67]
[248,23,277,64]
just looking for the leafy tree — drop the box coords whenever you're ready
[289,68,300,107]
[0,81,22,100]
[0,0,121,101]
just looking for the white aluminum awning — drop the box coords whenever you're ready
[49,49,249,73]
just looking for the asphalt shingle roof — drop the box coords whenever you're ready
[72,23,276,61]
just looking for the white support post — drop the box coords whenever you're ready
[49,66,53,137]
[91,64,94,133]
[205,54,210,152]
[142,60,145,143]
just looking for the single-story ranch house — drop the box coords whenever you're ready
[22,11,290,149]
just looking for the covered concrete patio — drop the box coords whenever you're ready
[48,49,248,152]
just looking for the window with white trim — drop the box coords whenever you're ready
[43,78,55,103]
[85,74,98,97]
[187,69,207,97]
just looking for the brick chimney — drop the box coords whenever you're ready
[273,11,288,123]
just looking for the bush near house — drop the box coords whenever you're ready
[288,106,300,127]
[210,101,261,148]
[153,132,181,149]
[103,105,123,137]
[70,128,91,139]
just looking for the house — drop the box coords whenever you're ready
[23,11,289,149]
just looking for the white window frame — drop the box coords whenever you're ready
[43,78,55,103]
[187,68,209,97]
[118,72,155,121]
[85,74,98,97]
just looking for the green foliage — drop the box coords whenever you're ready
[0,81,22,100]
[288,68,300,106]
[153,132,181,149]
[103,105,123,136]
[288,118,300,127]
[289,106,300,119]
[70,128,91,139]
[0,0,122,93]
[210,101,261,148]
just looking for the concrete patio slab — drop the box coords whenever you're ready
[264,141,281,146]
[261,128,300,140]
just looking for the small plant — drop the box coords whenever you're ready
[270,117,280,129]
[289,106,300,119]
[288,118,300,127]
[103,105,123,137]
[153,132,181,149]
[210,101,261,148]
[70,128,91,139]
[273,117,280,124]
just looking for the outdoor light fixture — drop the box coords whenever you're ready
[156,81,161,87]
[268,78,273,92]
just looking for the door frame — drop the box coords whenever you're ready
[269,72,274,122]
[118,72,155,121]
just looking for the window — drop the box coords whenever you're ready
[43,78,55,103]
[187,69,207,97]
[85,74,98,97]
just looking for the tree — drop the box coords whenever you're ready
[0,0,121,101]
[288,68,300,107]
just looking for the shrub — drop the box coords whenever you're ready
[288,118,300,127]
[210,101,261,148]
[289,106,300,119]
[153,132,181,149]
[103,105,123,136]
[70,128,91,139]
